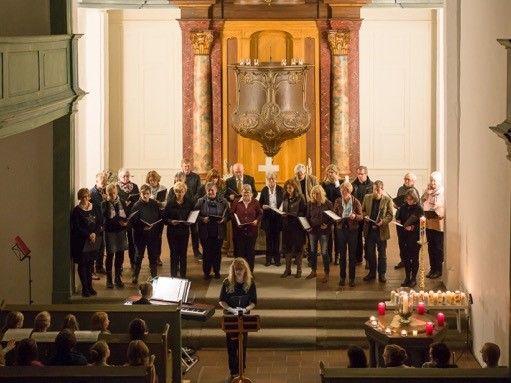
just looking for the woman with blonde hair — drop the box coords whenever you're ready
[321,165,342,265]
[62,314,80,332]
[219,258,257,380]
[33,311,51,333]
[88,340,110,366]
[1,311,24,335]
[91,312,110,334]
[305,185,333,282]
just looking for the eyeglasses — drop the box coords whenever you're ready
[404,178,411,181]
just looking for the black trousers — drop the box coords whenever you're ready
[264,227,281,264]
[355,225,365,263]
[201,236,223,276]
[327,226,339,261]
[77,251,95,294]
[402,233,420,280]
[105,251,124,278]
[426,229,444,273]
[365,229,387,277]
[95,235,106,270]
[190,224,201,255]
[226,332,247,376]
[127,229,137,266]
[234,234,257,272]
[396,226,406,264]
[336,228,358,281]
[168,232,190,278]
[134,231,160,277]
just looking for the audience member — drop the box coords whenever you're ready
[126,340,157,383]
[0,339,16,366]
[383,344,410,368]
[128,318,149,341]
[422,342,457,368]
[91,312,111,334]
[15,338,43,366]
[62,314,80,332]
[133,282,153,305]
[1,311,24,335]
[89,340,111,366]
[481,342,501,368]
[347,345,367,368]
[50,329,88,366]
[33,311,51,333]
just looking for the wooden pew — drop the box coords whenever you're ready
[1,304,181,383]
[31,324,170,383]
[0,366,150,383]
[320,364,511,383]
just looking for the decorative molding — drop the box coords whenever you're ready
[490,39,511,161]
[190,30,214,55]
[328,30,350,55]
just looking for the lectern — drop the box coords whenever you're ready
[221,313,261,383]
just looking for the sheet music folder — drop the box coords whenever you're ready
[423,210,440,219]
[151,276,191,304]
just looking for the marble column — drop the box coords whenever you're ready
[328,30,350,175]
[190,30,214,173]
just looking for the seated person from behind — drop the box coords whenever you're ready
[1,311,24,335]
[383,344,412,368]
[32,311,51,333]
[15,338,44,367]
[49,329,88,366]
[62,314,80,332]
[125,340,157,383]
[481,342,502,368]
[133,282,153,305]
[422,342,457,368]
[129,318,149,341]
[347,345,367,368]
[88,340,111,366]
[91,311,111,334]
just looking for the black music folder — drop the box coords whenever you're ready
[423,210,440,219]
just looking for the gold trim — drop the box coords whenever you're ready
[190,31,214,55]
[328,30,349,56]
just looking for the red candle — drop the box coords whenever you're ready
[417,302,425,315]
[425,321,434,336]
[377,302,386,315]
[437,312,445,327]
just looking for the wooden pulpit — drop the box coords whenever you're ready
[221,313,261,383]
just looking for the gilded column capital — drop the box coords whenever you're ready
[328,30,350,56]
[190,30,214,55]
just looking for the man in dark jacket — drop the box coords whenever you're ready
[182,158,202,258]
[351,166,373,264]
[259,172,284,266]
[90,172,106,275]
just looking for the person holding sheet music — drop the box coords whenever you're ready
[130,184,163,283]
[421,171,445,279]
[321,164,342,265]
[352,166,374,265]
[195,182,231,280]
[305,185,333,282]
[395,189,423,287]
[333,181,363,287]
[225,163,257,201]
[163,181,193,278]
[117,168,140,270]
[90,171,107,276]
[259,172,284,267]
[280,179,307,278]
[102,182,128,289]
[71,188,103,297]
[197,168,227,199]
[361,180,393,283]
[181,158,202,259]
[146,170,167,267]
[393,172,420,270]
[231,184,263,272]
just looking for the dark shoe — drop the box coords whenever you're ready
[378,275,387,283]
[426,270,434,278]
[295,270,302,278]
[429,271,442,279]
[203,274,212,280]
[106,279,114,289]
[305,271,317,279]
[349,280,355,287]
[214,273,221,279]
[394,261,404,270]
[401,278,411,287]
[92,273,100,281]
[408,279,417,288]
[264,262,271,267]
[363,274,376,281]
[81,291,91,297]
[96,266,106,274]
[115,276,125,288]
[339,278,346,287]
[275,262,282,267]
[281,270,291,278]
[90,289,97,296]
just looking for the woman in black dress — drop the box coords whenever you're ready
[163,181,193,278]
[219,258,257,380]
[70,188,102,297]
[280,179,306,278]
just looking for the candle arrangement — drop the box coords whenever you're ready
[390,289,467,307]
[396,292,413,323]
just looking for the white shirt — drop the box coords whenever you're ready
[268,187,277,209]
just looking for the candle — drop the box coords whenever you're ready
[412,330,418,336]
[400,329,407,337]
[437,312,445,326]
[425,321,434,335]
[417,301,426,315]
[402,294,409,314]
[390,291,396,304]
[385,327,392,335]
[378,302,386,315]
[371,320,378,328]
[369,315,376,322]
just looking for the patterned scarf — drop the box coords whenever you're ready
[117,181,134,194]
[341,196,353,218]
[109,197,126,219]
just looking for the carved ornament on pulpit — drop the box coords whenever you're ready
[229,62,312,157]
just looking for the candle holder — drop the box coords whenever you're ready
[396,292,413,324]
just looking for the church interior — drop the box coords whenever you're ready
[0,0,510,382]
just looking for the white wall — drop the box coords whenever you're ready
[360,8,434,195]
[445,0,511,365]
[108,9,182,188]
[76,8,109,189]
[0,124,54,304]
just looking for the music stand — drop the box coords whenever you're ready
[11,236,32,305]
[221,313,261,383]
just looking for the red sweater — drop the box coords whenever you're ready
[231,198,263,237]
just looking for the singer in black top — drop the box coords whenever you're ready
[163,181,193,278]
[395,189,423,288]
[130,184,163,284]
[195,182,231,280]
[117,168,140,269]
[219,258,257,380]
[259,172,284,266]
[70,188,103,297]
